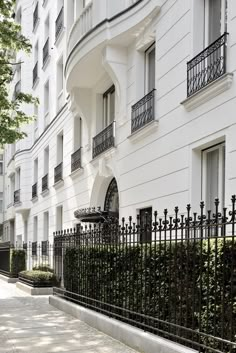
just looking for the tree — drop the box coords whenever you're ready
[0,0,38,145]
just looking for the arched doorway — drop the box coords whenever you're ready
[104,178,119,219]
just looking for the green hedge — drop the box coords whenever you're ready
[63,239,236,351]
[19,270,57,283]
[10,249,26,277]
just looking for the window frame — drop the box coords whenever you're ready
[201,142,225,210]
[103,85,115,128]
[204,0,227,46]
[145,42,156,94]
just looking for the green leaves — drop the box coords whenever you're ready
[0,0,38,145]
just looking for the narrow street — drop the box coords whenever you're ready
[0,279,138,353]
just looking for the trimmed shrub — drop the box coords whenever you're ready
[10,249,26,277]
[19,270,57,286]
[63,239,236,352]
[32,265,53,273]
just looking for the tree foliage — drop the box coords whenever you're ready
[0,0,38,145]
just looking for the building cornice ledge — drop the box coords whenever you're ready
[180,73,234,112]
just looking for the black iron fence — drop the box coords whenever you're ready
[92,121,115,158]
[71,147,82,173]
[43,38,49,66]
[53,196,236,353]
[0,242,11,276]
[19,241,53,270]
[187,33,228,97]
[131,89,155,133]
[55,6,64,40]
[54,162,63,183]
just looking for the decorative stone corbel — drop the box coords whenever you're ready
[102,45,128,127]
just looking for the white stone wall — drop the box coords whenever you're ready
[3,0,236,244]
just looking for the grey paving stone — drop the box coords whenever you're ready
[0,279,139,353]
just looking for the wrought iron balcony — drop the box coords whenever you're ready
[55,7,64,41]
[71,147,82,173]
[42,240,48,256]
[42,174,48,192]
[33,61,38,86]
[54,162,63,183]
[131,89,155,134]
[32,182,37,199]
[43,38,49,66]
[33,3,39,31]
[92,122,115,159]
[14,189,20,204]
[187,33,228,97]
[32,241,37,256]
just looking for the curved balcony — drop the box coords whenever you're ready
[66,0,160,91]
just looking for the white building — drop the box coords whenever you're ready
[3,0,236,244]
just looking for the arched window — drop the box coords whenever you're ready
[104,178,119,215]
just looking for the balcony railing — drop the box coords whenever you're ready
[71,147,82,173]
[131,89,155,133]
[55,6,64,41]
[43,38,49,66]
[33,3,39,30]
[92,122,115,159]
[32,241,37,256]
[54,162,63,184]
[187,33,228,97]
[32,182,37,199]
[42,240,49,256]
[42,174,48,192]
[33,61,38,86]
[68,1,93,54]
[14,189,20,204]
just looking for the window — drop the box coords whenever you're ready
[56,205,63,230]
[103,85,115,128]
[139,207,152,243]
[57,57,63,111]
[0,157,3,175]
[57,132,63,164]
[16,168,20,190]
[24,220,28,243]
[145,43,155,93]
[34,104,38,140]
[204,0,227,46]
[202,143,225,211]
[44,146,49,175]
[34,158,38,183]
[73,117,82,151]
[44,80,50,127]
[0,200,3,213]
[43,211,49,241]
[33,216,38,241]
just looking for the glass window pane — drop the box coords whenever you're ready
[206,149,219,211]
[110,90,115,123]
[148,47,155,92]
[209,0,221,43]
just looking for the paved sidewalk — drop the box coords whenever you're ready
[0,279,139,353]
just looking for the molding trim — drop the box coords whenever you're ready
[70,167,84,179]
[128,120,159,143]
[181,73,234,112]
[53,179,64,189]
